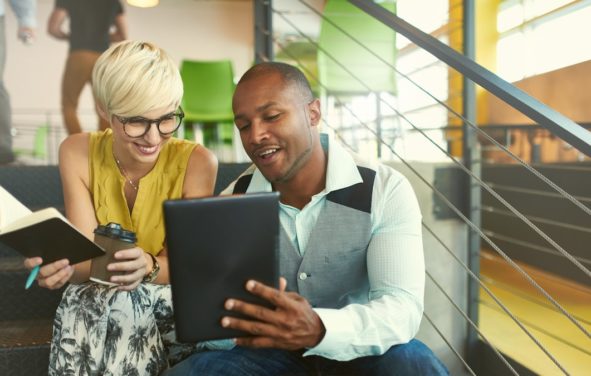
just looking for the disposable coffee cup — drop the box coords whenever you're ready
[90,222,137,286]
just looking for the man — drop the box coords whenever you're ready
[47,0,126,135]
[0,0,36,164]
[168,62,448,375]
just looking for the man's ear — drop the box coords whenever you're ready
[96,104,109,122]
[308,98,321,127]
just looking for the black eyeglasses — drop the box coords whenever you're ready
[114,107,185,138]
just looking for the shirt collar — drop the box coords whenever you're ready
[246,133,362,194]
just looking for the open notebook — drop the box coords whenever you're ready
[0,185,104,264]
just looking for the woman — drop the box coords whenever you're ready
[24,40,217,375]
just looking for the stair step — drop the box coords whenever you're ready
[0,242,20,258]
[0,319,52,376]
[0,258,63,321]
[0,319,52,347]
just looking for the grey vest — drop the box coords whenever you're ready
[233,167,375,309]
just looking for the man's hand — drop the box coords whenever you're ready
[221,278,326,350]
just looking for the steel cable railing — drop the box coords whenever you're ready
[262,1,591,372]
[267,25,583,376]
[480,275,591,326]
[275,34,576,374]
[313,68,573,374]
[350,0,591,152]
[419,224,574,376]
[479,299,591,356]
[324,113,520,374]
[275,5,591,286]
[268,6,591,344]
[423,278,516,376]
[336,125,584,372]
[323,112,524,375]
[484,230,591,267]
[484,183,591,204]
[483,205,591,237]
[297,0,591,219]
[423,313,479,376]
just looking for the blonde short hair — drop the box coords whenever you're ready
[92,40,183,118]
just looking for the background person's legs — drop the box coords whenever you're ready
[61,50,101,134]
[0,16,14,164]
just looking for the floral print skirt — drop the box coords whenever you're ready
[48,282,195,376]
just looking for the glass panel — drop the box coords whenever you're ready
[497,0,591,77]
[497,31,527,81]
[497,1,524,32]
[530,6,591,75]
[397,0,449,34]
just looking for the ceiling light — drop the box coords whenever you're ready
[127,0,159,8]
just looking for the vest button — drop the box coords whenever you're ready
[299,272,308,280]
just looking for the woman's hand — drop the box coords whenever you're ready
[23,257,73,290]
[107,247,150,291]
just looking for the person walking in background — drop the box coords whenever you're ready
[48,0,127,135]
[0,0,36,164]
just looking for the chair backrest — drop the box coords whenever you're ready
[317,0,397,95]
[33,124,49,159]
[180,60,235,123]
[275,41,320,97]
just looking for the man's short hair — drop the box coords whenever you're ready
[238,62,314,102]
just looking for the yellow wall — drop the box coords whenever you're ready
[475,0,499,124]
[447,0,499,156]
[447,0,464,156]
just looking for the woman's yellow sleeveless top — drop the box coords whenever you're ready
[89,129,196,255]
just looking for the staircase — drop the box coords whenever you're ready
[0,246,62,375]
[0,166,65,375]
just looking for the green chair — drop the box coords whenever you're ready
[316,0,397,156]
[14,124,49,161]
[317,0,397,95]
[275,41,320,97]
[179,60,236,154]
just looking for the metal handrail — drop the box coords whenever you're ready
[349,0,591,157]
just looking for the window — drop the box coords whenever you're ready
[497,0,591,81]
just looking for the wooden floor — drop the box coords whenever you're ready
[479,250,591,376]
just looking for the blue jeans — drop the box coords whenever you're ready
[164,339,449,376]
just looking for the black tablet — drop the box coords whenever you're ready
[163,192,279,342]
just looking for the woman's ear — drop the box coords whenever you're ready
[308,98,321,128]
[96,104,109,122]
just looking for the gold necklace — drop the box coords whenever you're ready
[113,153,139,191]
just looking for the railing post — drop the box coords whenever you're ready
[462,0,482,370]
[375,92,382,158]
[254,0,273,63]
[46,111,52,165]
